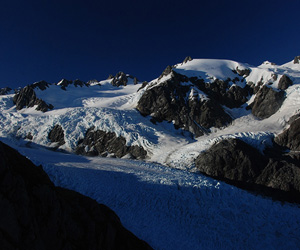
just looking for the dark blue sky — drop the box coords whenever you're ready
[1,0,299,88]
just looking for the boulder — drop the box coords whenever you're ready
[0,141,152,250]
[278,74,293,90]
[251,85,285,119]
[76,128,147,159]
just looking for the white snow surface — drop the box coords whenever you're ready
[1,58,300,249]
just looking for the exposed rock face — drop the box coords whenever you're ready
[76,128,147,159]
[235,66,251,77]
[182,56,192,64]
[195,139,267,183]
[195,138,300,203]
[251,85,285,119]
[137,71,235,136]
[13,86,53,112]
[48,124,65,146]
[110,72,138,87]
[0,141,152,250]
[0,87,12,95]
[31,80,50,91]
[274,115,300,151]
[293,56,300,64]
[57,78,73,90]
[158,65,173,80]
[278,74,293,90]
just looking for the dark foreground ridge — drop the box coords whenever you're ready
[0,141,153,250]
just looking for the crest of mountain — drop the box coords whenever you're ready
[0,87,12,95]
[110,71,139,87]
[0,141,152,250]
[13,85,54,112]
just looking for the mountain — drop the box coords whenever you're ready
[1,56,300,248]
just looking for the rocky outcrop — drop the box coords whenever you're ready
[31,80,50,91]
[56,79,89,90]
[110,72,139,87]
[274,115,300,151]
[278,74,293,90]
[195,139,267,183]
[182,56,192,64]
[76,128,147,159]
[250,85,285,119]
[13,86,54,112]
[293,56,300,64]
[235,67,251,77]
[137,71,236,136]
[0,87,12,95]
[195,138,300,203]
[48,124,65,146]
[0,141,152,250]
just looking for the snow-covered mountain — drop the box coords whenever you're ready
[1,56,300,249]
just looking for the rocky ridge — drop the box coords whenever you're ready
[0,141,152,250]
[195,115,300,203]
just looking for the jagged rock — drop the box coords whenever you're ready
[293,56,300,64]
[235,67,251,77]
[256,159,300,193]
[87,79,100,86]
[137,72,232,137]
[13,86,53,112]
[251,85,285,119]
[111,72,128,87]
[278,74,293,90]
[195,139,267,183]
[274,115,300,151]
[76,128,147,159]
[158,65,173,79]
[48,125,65,146]
[0,141,152,250]
[0,87,12,95]
[107,74,114,80]
[73,79,88,87]
[110,72,139,87]
[195,138,300,202]
[137,81,149,92]
[56,79,73,90]
[203,79,251,108]
[182,56,192,64]
[31,80,50,91]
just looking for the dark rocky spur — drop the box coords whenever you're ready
[13,85,54,112]
[0,141,153,250]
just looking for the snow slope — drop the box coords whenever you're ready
[2,140,298,250]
